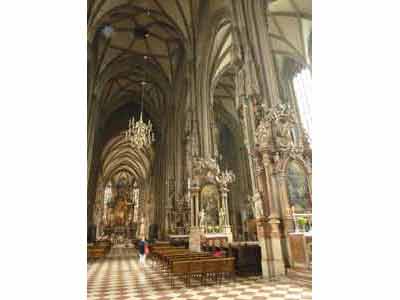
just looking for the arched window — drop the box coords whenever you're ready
[104,182,112,205]
[292,67,312,141]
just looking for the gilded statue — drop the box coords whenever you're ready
[114,198,128,226]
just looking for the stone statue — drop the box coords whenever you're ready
[247,195,255,219]
[256,124,271,146]
[132,182,139,202]
[252,193,264,218]
[219,208,226,226]
[199,209,206,227]
[256,103,297,151]
[275,117,294,149]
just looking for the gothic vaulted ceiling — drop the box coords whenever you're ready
[101,134,154,184]
[88,0,203,125]
[268,0,312,67]
[88,0,199,80]
[209,20,235,110]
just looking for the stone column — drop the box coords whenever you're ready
[165,206,172,236]
[276,171,295,268]
[253,151,285,279]
[240,103,258,195]
[240,0,282,107]
[189,186,202,252]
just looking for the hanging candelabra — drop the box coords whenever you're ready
[125,80,155,149]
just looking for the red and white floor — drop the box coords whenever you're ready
[87,247,312,300]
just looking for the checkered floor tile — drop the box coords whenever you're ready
[87,247,312,300]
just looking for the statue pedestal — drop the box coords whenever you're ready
[189,227,202,252]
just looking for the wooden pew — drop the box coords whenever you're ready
[162,253,213,272]
[150,248,190,266]
[169,257,235,288]
[95,240,111,252]
[87,246,107,259]
[87,239,112,260]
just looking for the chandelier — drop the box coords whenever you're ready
[125,80,155,149]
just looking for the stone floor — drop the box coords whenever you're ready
[87,247,312,300]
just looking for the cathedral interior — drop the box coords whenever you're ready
[87,0,312,298]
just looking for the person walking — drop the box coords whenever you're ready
[138,237,147,266]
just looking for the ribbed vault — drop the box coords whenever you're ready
[96,60,166,126]
[213,68,236,108]
[207,15,237,115]
[88,0,200,90]
[268,0,312,67]
[208,20,233,84]
[101,134,154,185]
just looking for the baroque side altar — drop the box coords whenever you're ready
[187,157,235,251]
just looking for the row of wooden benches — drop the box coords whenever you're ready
[87,240,112,259]
[149,245,235,288]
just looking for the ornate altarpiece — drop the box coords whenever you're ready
[187,157,235,250]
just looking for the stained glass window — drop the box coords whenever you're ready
[104,182,112,204]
